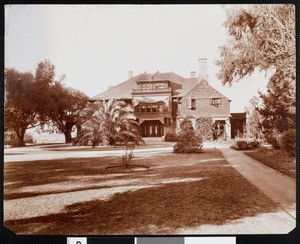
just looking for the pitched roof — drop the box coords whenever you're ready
[184,79,230,100]
[90,72,228,100]
[90,74,142,100]
[136,72,152,82]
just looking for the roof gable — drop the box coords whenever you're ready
[183,79,230,100]
[136,72,152,82]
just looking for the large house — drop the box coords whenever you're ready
[91,59,245,139]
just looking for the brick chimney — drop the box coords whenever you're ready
[198,58,208,81]
[190,71,196,78]
[128,71,133,79]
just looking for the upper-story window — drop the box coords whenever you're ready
[212,98,222,106]
[154,82,167,90]
[141,105,146,113]
[146,105,151,113]
[135,103,168,113]
[158,104,164,112]
[188,99,196,109]
[140,82,169,91]
[152,105,157,112]
[141,83,151,90]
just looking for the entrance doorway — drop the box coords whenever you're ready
[141,120,164,137]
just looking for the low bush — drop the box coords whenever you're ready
[24,134,34,144]
[281,129,296,156]
[264,131,281,150]
[236,140,249,150]
[165,132,177,142]
[234,139,260,150]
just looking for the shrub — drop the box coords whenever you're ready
[4,136,19,147]
[173,117,203,153]
[24,133,34,144]
[195,117,213,141]
[234,139,260,150]
[265,131,281,150]
[281,129,296,156]
[165,132,177,142]
[236,140,249,150]
[120,144,135,167]
[249,139,260,148]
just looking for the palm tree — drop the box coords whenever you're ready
[74,99,142,147]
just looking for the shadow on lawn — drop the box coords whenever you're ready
[4,149,280,234]
[4,156,148,191]
[5,174,279,234]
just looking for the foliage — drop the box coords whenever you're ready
[173,117,203,153]
[264,131,281,150]
[4,61,55,146]
[74,100,142,147]
[120,142,135,167]
[245,149,295,178]
[244,96,264,140]
[258,77,295,150]
[195,117,213,141]
[216,5,295,88]
[24,133,35,144]
[217,5,295,148]
[280,129,296,156]
[47,83,88,143]
[165,132,178,142]
[232,139,260,150]
[5,60,88,146]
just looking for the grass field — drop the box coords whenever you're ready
[245,149,296,179]
[4,149,278,234]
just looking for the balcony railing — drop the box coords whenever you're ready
[135,108,172,114]
[132,87,172,94]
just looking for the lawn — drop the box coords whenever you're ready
[4,149,278,234]
[244,149,296,179]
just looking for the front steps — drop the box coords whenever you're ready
[143,137,165,142]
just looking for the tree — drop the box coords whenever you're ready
[74,100,142,147]
[5,60,88,146]
[4,61,55,146]
[258,78,295,149]
[216,5,295,149]
[48,83,88,143]
[244,96,264,140]
[173,117,203,153]
[216,4,295,89]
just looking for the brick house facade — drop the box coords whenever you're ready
[91,59,234,139]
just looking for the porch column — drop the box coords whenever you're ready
[225,118,231,139]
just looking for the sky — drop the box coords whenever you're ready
[5,4,269,112]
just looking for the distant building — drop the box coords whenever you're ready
[91,59,244,139]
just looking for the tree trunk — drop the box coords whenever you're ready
[16,129,26,147]
[64,122,74,143]
[64,131,72,143]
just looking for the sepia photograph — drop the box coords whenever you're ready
[3,4,296,235]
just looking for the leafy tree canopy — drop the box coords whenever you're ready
[216,4,295,92]
[217,5,295,151]
[5,61,57,146]
[5,60,88,146]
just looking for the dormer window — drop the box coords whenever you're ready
[188,99,196,109]
[212,98,222,106]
